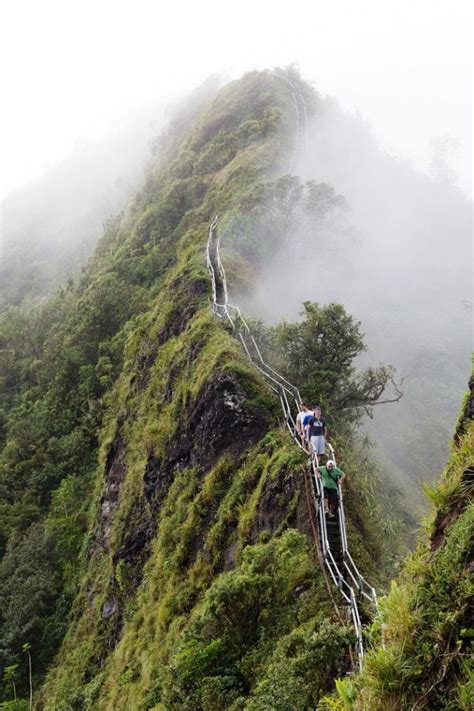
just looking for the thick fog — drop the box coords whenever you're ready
[239,100,472,334]
[0,0,471,203]
[0,106,172,302]
[231,97,472,511]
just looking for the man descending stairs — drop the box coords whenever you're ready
[317,460,346,518]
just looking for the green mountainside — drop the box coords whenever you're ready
[0,70,471,710]
[325,376,473,710]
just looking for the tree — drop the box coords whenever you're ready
[3,666,18,701]
[0,525,63,684]
[223,176,352,264]
[21,645,32,711]
[272,301,402,421]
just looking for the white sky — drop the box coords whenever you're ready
[0,0,472,203]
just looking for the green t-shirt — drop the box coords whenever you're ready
[319,466,344,490]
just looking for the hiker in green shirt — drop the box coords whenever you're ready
[317,459,345,518]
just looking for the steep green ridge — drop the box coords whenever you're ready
[1,70,391,709]
[324,374,473,710]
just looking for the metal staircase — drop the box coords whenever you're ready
[206,217,377,669]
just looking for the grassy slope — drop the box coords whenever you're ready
[36,71,350,709]
[323,381,473,710]
[0,70,386,709]
[0,62,468,709]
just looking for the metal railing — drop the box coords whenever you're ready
[270,70,309,170]
[206,217,378,668]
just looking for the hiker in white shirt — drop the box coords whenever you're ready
[296,403,313,440]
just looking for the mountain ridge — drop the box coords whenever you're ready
[0,69,470,710]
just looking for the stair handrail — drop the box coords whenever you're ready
[337,484,378,605]
[322,445,377,604]
[309,453,364,669]
[206,75,375,666]
[207,228,302,439]
[206,216,375,668]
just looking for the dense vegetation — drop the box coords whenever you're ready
[322,375,473,710]
[0,68,469,710]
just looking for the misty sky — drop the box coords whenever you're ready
[0,0,472,210]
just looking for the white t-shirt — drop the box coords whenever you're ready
[296,410,313,426]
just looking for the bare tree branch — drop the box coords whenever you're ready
[371,377,405,406]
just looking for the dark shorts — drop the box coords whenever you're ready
[324,487,339,507]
